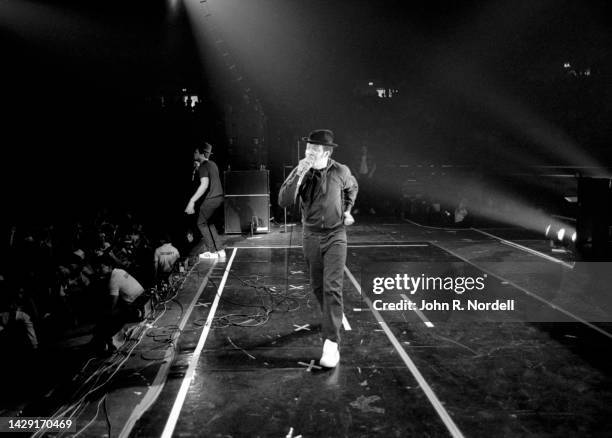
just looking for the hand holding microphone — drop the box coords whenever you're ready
[296,155,315,177]
[293,155,315,202]
[192,160,200,180]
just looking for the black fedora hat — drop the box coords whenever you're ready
[302,129,338,147]
[197,142,213,155]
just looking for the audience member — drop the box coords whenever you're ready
[0,287,39,352]
[154,234,180,283]
[0,207,171,355]
[352,145,377,215]
[89,255,147,355]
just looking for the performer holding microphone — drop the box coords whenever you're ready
[279,129,358,368]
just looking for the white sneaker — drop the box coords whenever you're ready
[199,251,219,259]
[216,249,227,258]
[319,339,340,368]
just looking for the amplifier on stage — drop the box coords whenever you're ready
[224,170,270,234]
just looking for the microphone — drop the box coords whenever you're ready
[294,156,315,202]
[297,155,315,178]
[192,160,200,180]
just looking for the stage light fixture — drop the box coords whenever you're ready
[557,228,566,241]
[545,224,552,237]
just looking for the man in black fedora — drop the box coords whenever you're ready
[279,129,358,368]
[185,142,226,259]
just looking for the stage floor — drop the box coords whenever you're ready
[10,219,612,437]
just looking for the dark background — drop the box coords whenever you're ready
[2,0,611,227]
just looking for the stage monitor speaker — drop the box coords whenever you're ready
[224,170,270,234]
[225,170,269,195]
[224,195,270,234]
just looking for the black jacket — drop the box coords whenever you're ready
[279,159,358,230]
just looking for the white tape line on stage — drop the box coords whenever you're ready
[401,217,470,231]
[400,216,573,268]
[119,260,215,438]
[344,266,465,438]
[348,244,429,248]
[229,244,429,249]
[430,241,612,341]
[342,313,352,331]
[470,228,574,269]
[400,294,435,328]
[161,248,238,438]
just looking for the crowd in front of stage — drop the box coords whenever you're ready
[0,209,182,358]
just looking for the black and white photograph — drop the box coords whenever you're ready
[2,0,612,436]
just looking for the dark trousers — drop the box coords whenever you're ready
[303,227,347,343]
[197,196,224,253]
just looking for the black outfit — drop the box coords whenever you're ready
[279,159,358,342]
[196,160,225,253]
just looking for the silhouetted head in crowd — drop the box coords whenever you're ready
[68,249,86,271]
[158,233,172,246]
[56,264,71,282]
[100,222,116,239]
[185,230,194,243]
[128,230,141,244]
[22,228,36,244]
[93,254,115,276]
